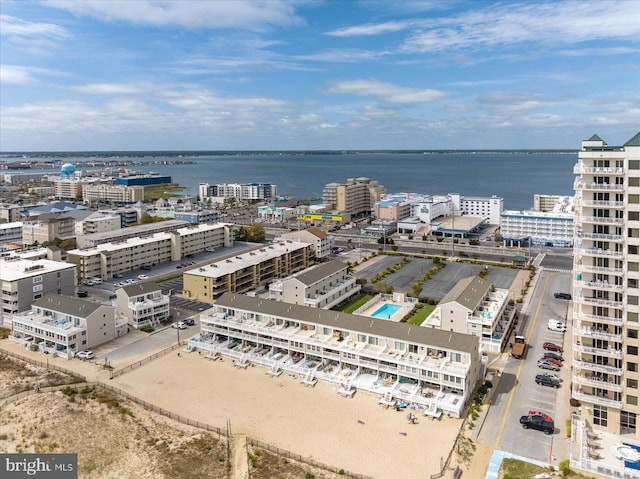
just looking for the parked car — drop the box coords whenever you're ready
[140,265,151,270]
[542,351,564,362]
[114,273,124,278]
[539,357,562,367]
[83,280,95,286]
[137,274,149,280]
[183,318,195,326]
[76,350,94,360]
[554,292,572,300]
[171,321,187,329]
[520,411,555,435]
[538,372,562,383]
[537,359,561,371]
[548,319,567,332]
[543,342,563,352]
[535,374,560,388]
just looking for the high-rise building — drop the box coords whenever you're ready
[322,177,385,217]
[572,132,640,436]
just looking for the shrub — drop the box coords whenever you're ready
[559,459,571,476]
[140,326,155,333]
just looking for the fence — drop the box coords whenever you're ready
[0,347,88,383]
[110,342,183,378]
[429,418,468,479]
[247,438,375,479]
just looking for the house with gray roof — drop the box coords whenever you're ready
[116,282,170,329]
[423,275,516,353]
[10,293,128,358]
[268,259,360,309]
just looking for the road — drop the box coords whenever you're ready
[476,268,573,467]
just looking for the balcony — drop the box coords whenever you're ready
[574,310,623,325]
[573,164,625,175]
[576,232,624,242]
[575,344,622,359]
[574,199,625,208]
[578,264,624,275]
[577,297,624,309]
[575,327,622,342]
[575,248,624,259]
[572,374,623,392]
[571,388,622,409]
[579,216,624,225]
[574,179,624,191]
[573,359,623,375]
[576,280,624,293]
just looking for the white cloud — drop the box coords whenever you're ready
[327,79,450,105]
[44,0,304,30]
[0,65,64,85]
[402,2,640,53]
[326,21,410,37]
[68,83,145,95]
[0,14,69,39]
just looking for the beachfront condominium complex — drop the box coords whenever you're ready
[82,184,145,205]
[572,132,640,437]
[323,178,385,217]
[198,182,277,203]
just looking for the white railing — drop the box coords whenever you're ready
[575,344,622,358]
[576,232,624,241]
[571,388,622,409]
[575,311,623,324]
[576,328,622,342]
[573,360,623,375]
[572,374,623,392]
[579,297,624,309]
[577,280,624,292]
[576,248,624,258]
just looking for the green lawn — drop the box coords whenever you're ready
[406,304,435,325]
[336,294,374,313]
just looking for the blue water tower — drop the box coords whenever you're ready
[61,163,76,180]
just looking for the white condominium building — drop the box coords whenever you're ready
[278,227,334,258]
[500,210,574,247]
[10,293,128,358]
[191,293,481,418]
[322,178,385,217]
[572,132,640,437]
[67,223,232,280]
[82,184,145,205]
[199,182,277,203]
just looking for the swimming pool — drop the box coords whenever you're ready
[371,303,401,319]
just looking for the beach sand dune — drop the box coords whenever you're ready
[113,351,462,479]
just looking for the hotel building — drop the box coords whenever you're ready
[75,219,189,249]
[82,184,145,205]
[190,293,481,418]
[10,293,128,358]
[572,132,640,436]
[21,213,76,246]
[278,227,334,258]
[182,241,312,302]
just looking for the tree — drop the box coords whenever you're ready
[234,226,247,241]
[246,224,266,242]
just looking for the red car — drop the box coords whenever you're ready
[539,356,562,367]
[543,342,563,352]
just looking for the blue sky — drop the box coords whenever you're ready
[1,0,639,151]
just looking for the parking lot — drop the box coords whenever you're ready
[355,256,520,300]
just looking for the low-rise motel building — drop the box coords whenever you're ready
[10,293,128,358]
[182,240,312,302]
[189,293,481,418]
[116,282,170,329]
[67,223,232,281]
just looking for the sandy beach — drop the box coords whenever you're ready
[110,350,462,479]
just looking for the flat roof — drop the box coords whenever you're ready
[184,241,310,279]
[0,258,75,282]
[432,216,486,233]
[80,219,189,241]
[215,293,478,354]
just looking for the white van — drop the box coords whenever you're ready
[92,277,103,285]
[548,319,567,332]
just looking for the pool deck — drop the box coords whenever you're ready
[360,300,411,322]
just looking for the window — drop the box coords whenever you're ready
[593,405,608,427]
[630,245,639,255]
[621,411,637,434]
[630,312,639,323]
[629,296,639,306]
[629,362,638,372]
[630,263,639,272]
[627,396,638,406]
[630,195,640,205]
[630,160,640,170]
[628,346,639,356]
[630,211,640,221]
[629,329,639,339]
[628,379,638,389]
[630,177,640,187]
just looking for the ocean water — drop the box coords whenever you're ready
[6,151,578,211]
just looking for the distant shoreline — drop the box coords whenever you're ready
[0,149,578,160]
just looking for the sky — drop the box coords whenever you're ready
[1,0,639,151]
